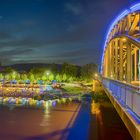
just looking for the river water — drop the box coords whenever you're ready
[0,99,132,140]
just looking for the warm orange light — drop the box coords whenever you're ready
[122,38,127,42]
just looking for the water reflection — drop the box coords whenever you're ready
[0,96,78,110]
[40,105,50,127]
[0,96,133,140]
[0,98,83,140]
[90,100,133,140]
[91,101,100,114]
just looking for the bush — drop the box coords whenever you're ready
[92,92,109,103]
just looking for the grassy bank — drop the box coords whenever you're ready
[61,84,92,94]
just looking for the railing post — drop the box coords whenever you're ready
[103,77,140,119]
[124,84,126,107]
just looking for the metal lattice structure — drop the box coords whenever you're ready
[101,3,140,84]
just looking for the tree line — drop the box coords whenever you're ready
[0,63,98,83]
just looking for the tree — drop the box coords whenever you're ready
[51,63,58,74]
[80,63,98,81]
[0,73,3,80]
[28,72,35,83]
[68,76,73,82]
[11,71,18,80]
[5,74,10,81]
[21,74,28,81]
[62,74,67,82]
[42,75,47,81]
[62,63,78,78]
[15,73,20,81]
[30,67,44,79]
[4,67,15,74]
[56,74,61,82]
[49,74,54,81]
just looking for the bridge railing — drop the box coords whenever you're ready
[102,77,140,120]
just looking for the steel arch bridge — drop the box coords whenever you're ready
[100,3,140,140]
[101,3,140,84]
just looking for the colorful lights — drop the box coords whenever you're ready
[0,96,79,110]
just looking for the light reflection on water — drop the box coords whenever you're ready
[0,96,133,140]
[40,106,50,127]
[0,98,83,140]
[0,96,78,110]
[90,100,133,140]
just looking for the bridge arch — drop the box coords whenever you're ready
[101,3,140,84]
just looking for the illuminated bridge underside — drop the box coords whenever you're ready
[103,36,140,83]
[101,3,140,140]
[102,7,140,84]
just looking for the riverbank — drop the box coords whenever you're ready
[0,82,93,101]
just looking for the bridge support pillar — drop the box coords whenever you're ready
[119,40,123,81]
[105,50,108,77]
[134,48,138,81]
[126,43,132,83]
[108,44,111,77]
[115,40,118,80]
[111,42,114,78]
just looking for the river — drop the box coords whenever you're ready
[0,98,132,140]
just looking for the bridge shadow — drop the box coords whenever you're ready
[89,99,133,140]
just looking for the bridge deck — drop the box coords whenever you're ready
[101,78,140,140]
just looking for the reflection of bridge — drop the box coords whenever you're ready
[101,3,140,140]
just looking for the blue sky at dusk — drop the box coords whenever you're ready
[0,0,135,66]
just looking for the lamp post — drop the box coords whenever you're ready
[46,72,50,82]
[94,73,99,80]
[46,72,49,76]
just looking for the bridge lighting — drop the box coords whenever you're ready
[95,73,98,77]
[130,3,140,12]
[94,73,98,79]
[122,38,127,42]
[101,2,140,74]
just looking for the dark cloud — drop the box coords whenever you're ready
[0,31,12,40]
[0,0,131,65]
[64,3,83,15]
[0,48,32,56]
[0,48,33,65]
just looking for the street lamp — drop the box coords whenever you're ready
[95,73,98,79]
[46,71,50,85]
[46,72,49,76]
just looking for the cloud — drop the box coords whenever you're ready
[64,3,83,15]
[0,0,130,66]
[0,31,12,40]
[6,46,93,65]
[0,48,32,57]
[0,36,45,49]
[0,48,33,65]
[45,22,95,45]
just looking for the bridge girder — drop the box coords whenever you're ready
[102,5,140,85]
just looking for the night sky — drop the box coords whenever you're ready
[0,0,137,66]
